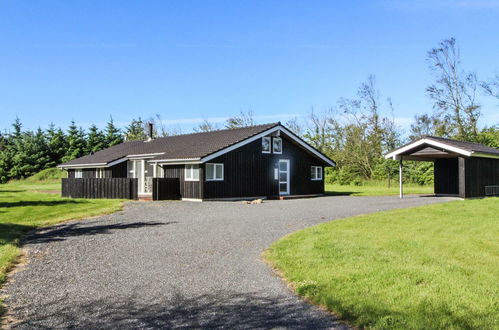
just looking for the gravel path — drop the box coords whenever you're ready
[1,195,457,329]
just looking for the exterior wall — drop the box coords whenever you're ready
[434,158,459,195]
[66,162,128,179]
[162,164,203,199]
[203,133,328,199]
[462,157,499,198]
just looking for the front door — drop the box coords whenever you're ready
[132,160,153,195]
[278,159,290,195]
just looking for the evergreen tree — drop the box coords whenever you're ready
[46,123,67,167]
[105,116,123,147]
[86,124,106,153]
[125,117,147,141]
[62,121,87,162]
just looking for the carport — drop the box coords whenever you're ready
[385,136,499,199]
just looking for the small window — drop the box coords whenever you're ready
[206,163,224,181]
[311,166,322,180]
[75,169,83,178]
[262,137,271,153]
[273,137,282,154]
[185,164,200,181]
[96,168,105,178]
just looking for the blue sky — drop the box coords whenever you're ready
[1,0,498,135]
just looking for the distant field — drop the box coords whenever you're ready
[266,198,499,329]
[325,181,433,196]
[0,172,123,313]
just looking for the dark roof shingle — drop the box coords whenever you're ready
[61,123,279,166]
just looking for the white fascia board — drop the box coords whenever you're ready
[107,157,128,167]
[57,163,107,169]
[385,139,472,159]
[150,158,201,165]
[471,152,499,160]
[200,125,336,166]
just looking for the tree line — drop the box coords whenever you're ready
[0,38,498,184]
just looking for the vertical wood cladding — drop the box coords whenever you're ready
[66,162,127,179]
[463,157,499,198]
[162,165,203,199]
[203,133,328,199]
[434,158,459,195]
[61,178,138,199]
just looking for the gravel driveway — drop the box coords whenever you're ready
[1,195,456,329]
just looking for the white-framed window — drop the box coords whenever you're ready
[96,168,105,178]
[206,163,224,181]
[185,164,200,181]
[262,137,271,154]
[273,137,282,154]
[311,166,322,180]
[75,169,83,178]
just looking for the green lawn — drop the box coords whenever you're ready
[326,182,433,196]
[265,199,499,329]
[0,179,123,298]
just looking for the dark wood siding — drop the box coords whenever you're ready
[203,134,328,199]
[162,164,203,199]
[434,158,459,195]
[463,157,499,198]
[61,178,138,199]
[66,162,128,179]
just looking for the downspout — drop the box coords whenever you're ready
[399,157,403,199]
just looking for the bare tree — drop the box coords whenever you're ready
[426,38,481,140]
[225,109,255,128]
[284,117,303,136]
[481,73,499,100]
[194,119,218,132]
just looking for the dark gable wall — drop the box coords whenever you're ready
[461,157,499,198]
[203,133,328,199]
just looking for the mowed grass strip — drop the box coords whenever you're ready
[265,199,499,329]
[325,182,433,196]
[0,182,123,287]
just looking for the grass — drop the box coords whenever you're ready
[0,172,123,308]
[326,181,433,196]
[265,199,499,329]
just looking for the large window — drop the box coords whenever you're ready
[206,163,224,181]
[75,169,83,178]
[311,166,322,181]
[273,137,282,154]
[262,137,271,153]
[185,164,200,181]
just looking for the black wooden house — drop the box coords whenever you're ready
[59,123,335,201]
[385,136,499,198]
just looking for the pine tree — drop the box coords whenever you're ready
[62,121,87,162]
[86,124,106,153]
[46,123,68,167]
[125,117,147,141]
[105,116,123,147]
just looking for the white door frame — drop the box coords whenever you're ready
[278,159,290,195]
[132,159,151,195]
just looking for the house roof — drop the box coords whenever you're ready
[59,123,335,168]
[385,135,499,160]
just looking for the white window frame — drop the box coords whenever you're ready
[311,166,323,181]
[184,164,200,181]
[273,137,283,154]
[205,163,224,181]
[75,169,83,178]
[262,137,271,154]
[96,168,105,178]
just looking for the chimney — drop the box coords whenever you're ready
[148,122,154,141]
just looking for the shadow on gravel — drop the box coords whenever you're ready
[8,291,347,329]
[24,221,175,245]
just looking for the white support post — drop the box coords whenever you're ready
[399,158,403,199]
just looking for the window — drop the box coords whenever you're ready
[75,169,83,178]
[311,166,322,180]
[185,164,200,181]
[96,168,105,178]
[262,137,271,153]
[206,163,224,181]
[273,137,282,154]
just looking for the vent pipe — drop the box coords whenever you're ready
[148,122,154,141]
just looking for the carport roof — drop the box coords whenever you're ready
[385,136,499,161]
